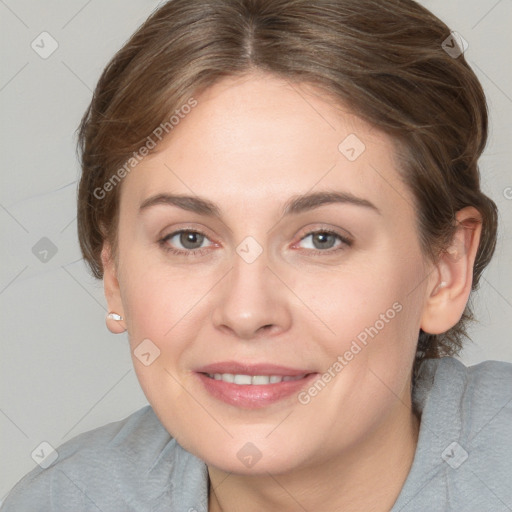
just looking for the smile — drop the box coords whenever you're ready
[196,371,318,409]
[206,373,307,385]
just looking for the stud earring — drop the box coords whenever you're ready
[105,311,126,334]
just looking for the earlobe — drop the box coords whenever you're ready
[101,242,127,334]
[105,311,127,334]
[420,207,482,335]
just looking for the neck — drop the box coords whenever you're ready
[208,403,420,512]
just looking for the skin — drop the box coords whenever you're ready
[102,71,482,512]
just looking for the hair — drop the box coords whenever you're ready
[76,0,498,378]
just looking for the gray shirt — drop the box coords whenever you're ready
[2,357,511,511]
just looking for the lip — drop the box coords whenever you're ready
[195,361,314,376]
[194,361,318,409]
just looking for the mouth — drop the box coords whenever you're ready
[194,363,318,409]
[204,373,308,385]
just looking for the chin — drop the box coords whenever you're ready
[207,452,303,476]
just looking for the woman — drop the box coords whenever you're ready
[2,0,511,510]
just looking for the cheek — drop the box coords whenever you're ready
[119,267,197,422]
[117,242,198,336]
[313,259,420,340]
[118,257,217,381]
[120,273,169,340]
[312,251,425,382]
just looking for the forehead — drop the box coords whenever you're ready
[120,72,414,219]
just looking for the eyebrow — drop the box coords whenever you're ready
[139,190,380,217]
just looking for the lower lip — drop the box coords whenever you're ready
[196,372,319,409]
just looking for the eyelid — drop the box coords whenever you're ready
[159,223,216,243]
[295,223,353,244]
[159,227,216,255]
[291,227,353,255]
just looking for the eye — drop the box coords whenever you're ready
[158,227,352,258]
[159,229,215,257]
[294,229,352,255]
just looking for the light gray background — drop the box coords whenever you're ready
[1,0,511,502]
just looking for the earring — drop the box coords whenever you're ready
[105,311,126,334]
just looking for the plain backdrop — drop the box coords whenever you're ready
[1,0,511,502]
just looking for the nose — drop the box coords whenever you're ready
[210,247,292,340]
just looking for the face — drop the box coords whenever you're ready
[108,72,432,474]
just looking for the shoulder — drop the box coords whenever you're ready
[395,357,512,511]
[1,405,198,511]
[416,356,512,422]
[420,355,512,385]
[415,356,512,451]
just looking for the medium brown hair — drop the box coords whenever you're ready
[76,0,498,376]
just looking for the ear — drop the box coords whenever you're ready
[101,241,127,334]
[420,206,482,335]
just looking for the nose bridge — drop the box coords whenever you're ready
[238,234,273,283]
[211,234,290,338]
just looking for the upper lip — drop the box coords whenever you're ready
[195,361,316,377]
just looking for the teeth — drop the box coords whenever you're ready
[208,373,306,385]
[234,374,252,385]
[252,375,271,385]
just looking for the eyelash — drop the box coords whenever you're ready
[158,228,353,258]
